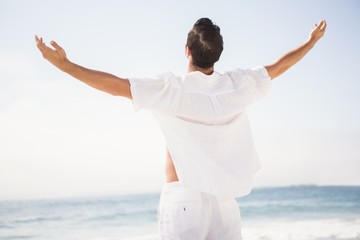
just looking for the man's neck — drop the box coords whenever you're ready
[188,63,214,75]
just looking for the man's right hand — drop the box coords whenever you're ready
[35,35,132,98]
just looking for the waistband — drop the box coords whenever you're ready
[161,181,233,201]
[162,181,182,191]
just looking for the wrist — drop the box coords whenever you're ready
[306,37,318,48]
[58,59,72,72]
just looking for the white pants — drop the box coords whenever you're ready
[157,181,242,240]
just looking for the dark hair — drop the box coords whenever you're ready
[186,18,223,69]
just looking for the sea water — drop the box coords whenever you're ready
[0,186,359,240]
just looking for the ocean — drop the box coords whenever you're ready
[0,186,359,240]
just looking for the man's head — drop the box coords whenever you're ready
[186,18,223,69]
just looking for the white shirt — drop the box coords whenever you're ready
[129,66,271,198]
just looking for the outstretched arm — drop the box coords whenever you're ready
[265,20,327,80]
[35,36,132,99]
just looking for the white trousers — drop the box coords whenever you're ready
[157,181,242,240]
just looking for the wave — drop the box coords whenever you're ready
[13,216,63,224]
[82,209,157,225]
[0,235,34,240]
[0,224,14,229]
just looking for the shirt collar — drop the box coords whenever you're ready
[182,71,221,89]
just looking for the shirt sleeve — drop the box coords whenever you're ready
[249,66,272,100]
[129,74,174,112]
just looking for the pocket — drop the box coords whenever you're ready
[159,201,203,238]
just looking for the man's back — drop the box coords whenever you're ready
[130,66,271,197]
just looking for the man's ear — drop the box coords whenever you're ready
[185,46,191,58]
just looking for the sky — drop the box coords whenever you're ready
[0,0,359,199]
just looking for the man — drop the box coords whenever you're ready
[36,18,326,240]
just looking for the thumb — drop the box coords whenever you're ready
[319,20,327,31]
[50,40,63,51]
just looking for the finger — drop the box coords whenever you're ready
[35,35,42,45]
[318,20,326,29]
[35,36,52,54]
[36,38,46,50]
[35,36,44,47]
[50,40,63,51]
[320,20,327,31]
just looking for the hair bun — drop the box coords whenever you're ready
[194,18,214,26]
[194,18,220,33]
